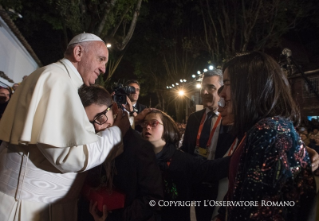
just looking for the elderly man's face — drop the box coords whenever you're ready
[78,41,109,86]
[200,76,221,111]
[0,88,10,103]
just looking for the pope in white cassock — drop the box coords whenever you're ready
[0,33,130,221]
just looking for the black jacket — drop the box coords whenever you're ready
[157,143,230,221]
[109,128,163,221]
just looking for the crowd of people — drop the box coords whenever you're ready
[0,33,318,221]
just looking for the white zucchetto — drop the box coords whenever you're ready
[68,33,104,46]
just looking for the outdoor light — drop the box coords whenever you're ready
[183,79,186,82]
[176,83,179,85]
[196,83,201,88]
[203,69,208,72]
[209,65,214,70]
[180,79,183,82]
[178,90,185,96]
[197,71,201,75]
[106,43,112,48]
[172,84,175,87]
[192,75,196,78]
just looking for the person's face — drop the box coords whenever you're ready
[314,129,318,134]
[200,76,221,111]
[78,41,109,86]
[0,88,10,103]
[85,103,114,133]
[218,69,233,125]
[142,113,164,144]
[300,133,307,141]
[128,83,140,102]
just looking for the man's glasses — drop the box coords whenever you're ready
[90,104,113,125]
[141,120,163,128]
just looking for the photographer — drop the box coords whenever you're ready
[126,80,146,117]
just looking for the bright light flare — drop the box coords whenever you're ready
[196,83,201,89]
[178,90,185,96]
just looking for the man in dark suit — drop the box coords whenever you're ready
[126,80,146,132]
[181,70,234,221]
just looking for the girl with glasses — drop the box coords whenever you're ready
[140,109,230,221]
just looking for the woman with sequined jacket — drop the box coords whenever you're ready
[140,109,230,221]
[216,51,316,221]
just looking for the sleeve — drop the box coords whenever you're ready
[190,155,230,184]
[121,142,163,221]
[37,126,122,173]
[229,124,298,220]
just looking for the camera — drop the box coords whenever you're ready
[112,83,136,107]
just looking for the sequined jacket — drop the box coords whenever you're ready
[219,117,316,221]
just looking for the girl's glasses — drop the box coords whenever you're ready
[141,120,163,128]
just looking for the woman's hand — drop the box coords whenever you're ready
[306,146,319,171]
[89,201,108,221]
[134,108,153,125]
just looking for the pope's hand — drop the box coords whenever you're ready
[113,109,130,136]
[134,108,153,125]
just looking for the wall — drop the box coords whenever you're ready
[0,17,38,83]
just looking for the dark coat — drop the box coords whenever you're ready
[78,128,163,221]
[109,128,163,221]
[157,143,230,221]
[134,102,146,114]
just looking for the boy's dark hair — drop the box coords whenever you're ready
[78,84,112,107]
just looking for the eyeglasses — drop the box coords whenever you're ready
[141,120,163,128]
[90,104,113,125]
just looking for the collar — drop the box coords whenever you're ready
[205,107,219,116]
[59,58,83,88]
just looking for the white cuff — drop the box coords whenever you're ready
[85,126,122,170]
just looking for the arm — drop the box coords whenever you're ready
[37,126,122,173]
[190,154,230,183]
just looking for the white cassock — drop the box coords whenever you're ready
[0,58,122,221]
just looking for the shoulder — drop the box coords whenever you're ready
[188,109,205,121]
[248,117,294,137]
[124,129,154,154]
[246,117,299,152]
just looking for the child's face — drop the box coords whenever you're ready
[85,103,114,133]
[142,113,164,144]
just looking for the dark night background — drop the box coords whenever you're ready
[2,0,319,120]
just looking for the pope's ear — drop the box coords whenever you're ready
[73,45,84,62]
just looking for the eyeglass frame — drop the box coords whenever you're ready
[90,104,113,125]
[141,119,164,128]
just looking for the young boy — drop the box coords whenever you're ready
[78,84,163,221]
